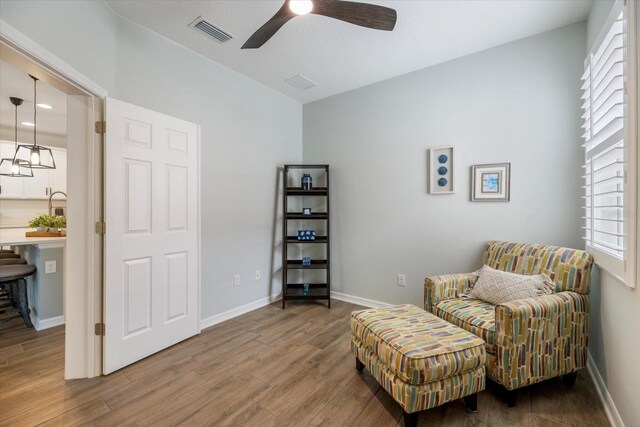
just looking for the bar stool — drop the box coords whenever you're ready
[0,264,36,327]
[0,258,26,266]
[0,257,26,304]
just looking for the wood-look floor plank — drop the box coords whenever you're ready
[0,300,610,427]
[351,388,403,426]
[309,372,380,426]
[175,373,269,426]
[35,399,111,426]
[1,373,131,425]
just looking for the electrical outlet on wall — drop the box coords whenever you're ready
[234,274,240,287]
[255,270,261,281]
[45,261,57,274]
[397,274,406,287]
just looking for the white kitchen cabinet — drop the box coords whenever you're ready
[0,140,67,200]
[22,167,50,199]
[48,147,67,194]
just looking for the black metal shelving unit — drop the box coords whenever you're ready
[282,165,330,308]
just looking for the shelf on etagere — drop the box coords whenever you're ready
[286,212,328,220]
[286,236,328,244]
[285,287,330,299]
[286,260,328,270]
[285,187,328,196]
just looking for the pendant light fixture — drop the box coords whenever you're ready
[13,75,56,169]
[0,97,33,178]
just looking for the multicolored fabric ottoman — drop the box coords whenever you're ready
[350,304,486,427]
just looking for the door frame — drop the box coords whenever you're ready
[1,20,106,378]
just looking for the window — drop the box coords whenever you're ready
[582,0,637,286]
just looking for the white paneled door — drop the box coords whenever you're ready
[104,98,199,374]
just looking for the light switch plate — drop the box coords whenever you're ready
[45,261,57,274]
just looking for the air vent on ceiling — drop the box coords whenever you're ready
[285,74,318,91]
[190,16,233,44]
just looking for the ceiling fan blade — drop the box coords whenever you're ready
[311,0,397,31]
[242,2,296,49]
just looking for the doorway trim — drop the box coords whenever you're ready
[1,20,106,378]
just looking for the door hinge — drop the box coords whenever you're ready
[95,120,106,134]
[95,322,105,336]
[95,221,106,235]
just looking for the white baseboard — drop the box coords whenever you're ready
[587,352,625,427]
[29,312,65,331]
[198,290,392,331]
[200,293,282,330]
[330,291,392,308]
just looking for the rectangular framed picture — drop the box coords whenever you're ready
[428,146,455,194]
[471,163,510,201]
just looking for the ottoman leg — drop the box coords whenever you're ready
[355,357,364,373]
[463,393,478,413]
[403,411,418,427]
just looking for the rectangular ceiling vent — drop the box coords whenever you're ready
[190,16,233,44]
[285,74,318,91]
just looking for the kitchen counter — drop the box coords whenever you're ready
[0,228,66,248]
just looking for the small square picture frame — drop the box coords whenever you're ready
[302,208,312,216]
[471,163,511,202]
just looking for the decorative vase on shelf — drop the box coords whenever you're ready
[303,283,310,294]
[297,230,316,241]
[301,174,313,190]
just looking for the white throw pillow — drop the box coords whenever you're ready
[467,265,555,305]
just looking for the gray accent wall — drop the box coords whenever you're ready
[1,0,302,319]
[303,23,586,305]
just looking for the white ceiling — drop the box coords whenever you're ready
[107,0,594,104]
[0,59,67,146]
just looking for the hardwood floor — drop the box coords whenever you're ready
[0,300,610,426]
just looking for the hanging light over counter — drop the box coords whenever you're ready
[13,75,56,169]
[0,97,33,178]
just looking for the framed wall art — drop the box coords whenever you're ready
[428,146,455,194]
[470,163,511,202]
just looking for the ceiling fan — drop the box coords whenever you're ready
[242,0,397,49]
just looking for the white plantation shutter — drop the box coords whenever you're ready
[582,0,637,285]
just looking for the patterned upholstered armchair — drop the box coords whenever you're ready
[424,241,593,406]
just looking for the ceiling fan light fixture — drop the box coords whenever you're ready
[289,0,313,15]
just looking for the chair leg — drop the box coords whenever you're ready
[11,282,18,304]
[16,279,33,328]
[403,411,418,427]
[504,387,517,407]
[463,393,478,413]
[355,357,364,373]
[562,372,578,388]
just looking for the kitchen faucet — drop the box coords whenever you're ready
[48,191,67,216]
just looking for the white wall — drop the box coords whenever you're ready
[585,1,640,425]
[1,0,302,320]
[303,23,586,304]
